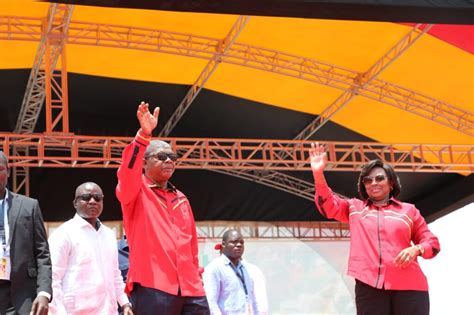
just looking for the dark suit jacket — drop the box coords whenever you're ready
[7,192,52,313]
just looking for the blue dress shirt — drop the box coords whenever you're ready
[203,254,260,315]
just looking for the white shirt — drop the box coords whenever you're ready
[49,214,129,314]
[203,255,268,315]
[0,191,11,281]
[0,190,11,258]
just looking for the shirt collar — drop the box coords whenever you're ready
[221,254,244,268]
[0,188,10,202]
[73,213,101,230]
[146,177,177,192]
[364,197,402,208]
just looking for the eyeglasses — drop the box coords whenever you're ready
[146,152,178,162]
[362,175,386,185]
[76,193,104,202]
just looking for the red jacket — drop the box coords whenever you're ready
[116,130,205,297]
[315,184,440,291]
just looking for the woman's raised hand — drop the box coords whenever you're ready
[309,142,327,175]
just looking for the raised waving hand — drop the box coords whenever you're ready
[309,142,328,184]
[310,142,327,172]
[136,101,160,135]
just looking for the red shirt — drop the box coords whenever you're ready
[116,130,205,297]
[315,184,440,291]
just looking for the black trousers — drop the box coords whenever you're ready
[355,280,430,315]
[0,280,16,315]
[130,283,210,315]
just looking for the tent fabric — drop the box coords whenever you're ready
[401,24,474,53]
[0,0,472,222]
[52,0,474,24]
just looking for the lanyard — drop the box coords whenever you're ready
[0,198,6,249]
[231,263,248,296]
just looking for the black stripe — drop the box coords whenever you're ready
[127,145,140,169]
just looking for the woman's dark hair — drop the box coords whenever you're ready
[357,159,401,200]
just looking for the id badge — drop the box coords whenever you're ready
[0,256,11,280]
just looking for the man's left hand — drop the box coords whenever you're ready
[30,295,49,315]
[123,303,134,315]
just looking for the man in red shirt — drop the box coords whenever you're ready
[116,102,210,314]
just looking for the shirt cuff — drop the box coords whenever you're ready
[315,183,332,197]
[37,291,51,302]
[135,129,152,146]
[118,294,131,307]
[418,243,431,258]
[417,244,425,255]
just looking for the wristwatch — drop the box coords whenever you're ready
[416,244,425,256]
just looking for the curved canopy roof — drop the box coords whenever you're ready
[0,0,472,222]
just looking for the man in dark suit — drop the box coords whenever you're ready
[0,151,52,315]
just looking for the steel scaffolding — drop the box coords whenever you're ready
[1,13,472,200]
[1,133,472,173]
[0,16,472,136]
[44,220,351,240]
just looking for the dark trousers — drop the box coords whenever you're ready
[0,280,16,315]
[355,280,430,315]
[131,283,210,315]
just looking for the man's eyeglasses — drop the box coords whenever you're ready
[76,193,104,202]
[146,152,178,162]
[362,175,386,185]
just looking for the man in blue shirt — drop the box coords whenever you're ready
[203,229,268,315]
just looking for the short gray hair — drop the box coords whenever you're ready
[0,151,8,168]
[145,140,173,157]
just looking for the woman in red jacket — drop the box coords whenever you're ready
[310,143,440,315]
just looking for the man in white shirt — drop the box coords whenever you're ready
[203,229,268,315]
[48,182,133,315]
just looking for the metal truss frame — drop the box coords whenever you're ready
[44,220,351,240]
[153,17,312,201]
[293,23,433,141]
[1,15,472,198]
[44,43,70,133]
[159,16,249,137]
[239,24,434,199]
[0,16,472,136]
[12,5,73,134]
[195,221,350,240]
[12,163,29,197]
[0,133,472,174]
[8,5,73,195]
[212,168,315,201]
[183,149,316,200]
